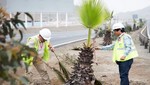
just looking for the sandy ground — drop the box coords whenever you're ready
[45,28,150,85]
[8,26,149,85]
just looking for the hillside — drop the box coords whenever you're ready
[115,5,150,20]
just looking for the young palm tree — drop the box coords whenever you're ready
[103,11,113,46]
[133,19,137,31]
[65,0,110,85]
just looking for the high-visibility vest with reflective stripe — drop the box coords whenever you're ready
[23,35,50,65]
[113,33,138,62]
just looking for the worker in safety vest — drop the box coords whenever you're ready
[24,28,54,85]
[97,22,138,85]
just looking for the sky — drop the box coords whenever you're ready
[74,0,150,14]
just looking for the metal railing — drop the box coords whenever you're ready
[139,24,150,53]
[147,23,150,39]
[9,12,81,28]
[147,22,150,52]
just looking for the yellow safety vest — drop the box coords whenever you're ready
[113,33,138,62]
[23,35,50,65]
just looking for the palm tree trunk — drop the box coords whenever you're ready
[103,29,112,46]
[87,29,92,47]
[65,45,95,85]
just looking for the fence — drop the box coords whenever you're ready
[9,12,82,28]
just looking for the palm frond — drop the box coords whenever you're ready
[52,52,70,83]
[94,79,102,85]
[24,12,34,21]
[78,0,110,47]
[52,67,66,83]
[14,12,21,19]
[79,0,110,29]
[110,11,114,18]
[59,62,70,80]
[103,8,111,21]
[16,19,26,29]
[105,11,114,30]
[24,12,34,26]
[18,30,23,42]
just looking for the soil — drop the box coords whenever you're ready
[47,28,150,85]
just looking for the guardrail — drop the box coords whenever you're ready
[139,25,150,53]
[147,22,150,52]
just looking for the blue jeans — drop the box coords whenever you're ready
[116,59,133,85]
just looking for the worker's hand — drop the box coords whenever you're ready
[120,56,126,60]
[48,45,55,52]
[50,47,55,52]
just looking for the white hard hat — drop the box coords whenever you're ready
[39,28,51,41]
[112,23,125,30]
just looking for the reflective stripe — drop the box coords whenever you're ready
[117,48,125,50]
[117,48,136,51]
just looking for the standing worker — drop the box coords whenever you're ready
[24,28,54,85]
[97,23,138,85]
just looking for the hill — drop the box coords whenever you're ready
[115,5,150,20]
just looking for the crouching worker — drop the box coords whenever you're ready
[23,28,54,85]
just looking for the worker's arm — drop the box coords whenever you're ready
[120,35,132,60]
[96,43,115,50]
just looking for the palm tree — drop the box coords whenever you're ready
[103,11,113,46]
[133,19,137,31]
[65,0,110,85]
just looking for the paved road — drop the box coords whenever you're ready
[18,29,95,47]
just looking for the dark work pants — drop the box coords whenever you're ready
[116,59,133,85]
